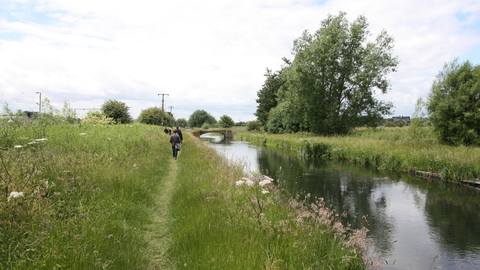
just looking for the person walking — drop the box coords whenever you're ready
[169,129,182,160]
[174,126,183,141]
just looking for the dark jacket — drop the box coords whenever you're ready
[174,129,183,141]
[170,133,181,146]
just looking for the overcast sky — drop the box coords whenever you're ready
[1,0,479,122]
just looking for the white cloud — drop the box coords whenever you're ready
[1,0,479,121]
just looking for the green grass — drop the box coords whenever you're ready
[1,123,171,269]
[1,122,371,269]
[167,134,369,269]
[235,128,480,183]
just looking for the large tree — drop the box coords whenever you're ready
[271,12,398,135]
[138,107,173,126]
[255,58,291,127]
[188,110,216,128]
[427,59,480,146]
[101,99,132,124]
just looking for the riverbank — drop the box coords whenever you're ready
[166,131,371,269]
[1,123,371,269]
[234,130,480,185]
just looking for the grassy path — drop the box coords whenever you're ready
[146,135,178,270]
[157,132,368,269]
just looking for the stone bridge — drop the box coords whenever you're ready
[192,129,235,139]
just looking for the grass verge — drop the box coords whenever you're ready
[167,133,370,269]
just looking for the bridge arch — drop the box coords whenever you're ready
[192,129,235,139]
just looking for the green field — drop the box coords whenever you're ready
[1,123,369,269]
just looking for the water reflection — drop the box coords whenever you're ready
[200,134,480,269]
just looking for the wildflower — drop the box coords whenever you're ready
[28,141,36,145]
[261,189,269,194]
[240,177,255,186]
[79,133,86,136]
[8,191,24,202]
[259,177,273,186]
[13,145,23,148]
[35,138,48,141]
[235,180,245,186]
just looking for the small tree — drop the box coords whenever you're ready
[176,118,188,128]
[188,110,216,128]
[384,122,395,127]
[247,121,262,131]
[218,115,235,128]
[427,59,480,146]
[101,99,132,124]
[138,107,173,126]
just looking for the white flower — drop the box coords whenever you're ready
[8,191,24,202]
[35,138,48,141]
[235,180,245,186]
[261,189,270,194]
[79,133,86,136]
[28,141,36,145]
[245,179,255,186]
[259,179,273,187]
[13,145,23,148]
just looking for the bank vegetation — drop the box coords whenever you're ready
[235,127,480,184]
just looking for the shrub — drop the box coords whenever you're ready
[247,121,262,131]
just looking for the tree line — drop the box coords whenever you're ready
[254,12,480,146]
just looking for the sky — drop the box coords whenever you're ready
[0,0,479,122]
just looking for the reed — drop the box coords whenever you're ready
[236,130,480,183]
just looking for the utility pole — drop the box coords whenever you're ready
[36,92,41,116]
[158,93,169,126]
[168,106,174,126]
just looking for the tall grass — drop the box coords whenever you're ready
[1,123,170,269]
[167,134,371,269]
[236,129,480,183]
[1,121,372,269]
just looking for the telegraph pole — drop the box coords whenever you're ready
[158,93,169,126]
[36,92,41,116]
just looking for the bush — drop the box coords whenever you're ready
[427,59,480,146]
[247,121,262,131]
[82,110,115,125]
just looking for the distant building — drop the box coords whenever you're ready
[384,116,411,124]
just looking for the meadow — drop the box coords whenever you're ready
[0,121,370,269]
[235,126,480,184]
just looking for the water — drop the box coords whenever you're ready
[201,133,480,270]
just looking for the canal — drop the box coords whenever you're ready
[200,133,480,270]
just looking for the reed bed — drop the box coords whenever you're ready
[236,129,480,183]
